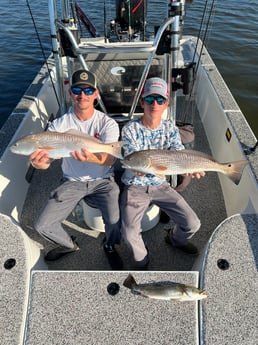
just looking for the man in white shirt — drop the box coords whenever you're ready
[30,70,123,269]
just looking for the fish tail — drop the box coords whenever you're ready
[107,141,124,159]
[123,274,137,289]
[223,160,248,185]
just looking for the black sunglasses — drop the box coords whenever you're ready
[71,87,96,96]
[143,95,166,105]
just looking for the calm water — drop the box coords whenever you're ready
[0,0,257,136]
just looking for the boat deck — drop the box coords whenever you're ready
[1,209,257,344]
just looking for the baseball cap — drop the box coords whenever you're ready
[71,70,97,88]
[142,77,168,99]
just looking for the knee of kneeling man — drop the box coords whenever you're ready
[193,217,201,231]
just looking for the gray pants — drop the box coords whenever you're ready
[35,178,121,248]
[120,182,201,262]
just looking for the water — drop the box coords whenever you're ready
[0,0,257,137]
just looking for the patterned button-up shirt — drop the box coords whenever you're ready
[121,118,184,186]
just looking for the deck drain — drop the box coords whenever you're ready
[4,258,16,270]
[217,259,229,270]
[107,282,120,295]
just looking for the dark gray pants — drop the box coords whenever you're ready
[120,182,200,262]
[34,178,121,248]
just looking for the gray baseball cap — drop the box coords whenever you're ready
[142,77,168,99]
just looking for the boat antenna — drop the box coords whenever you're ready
[127,0,132,41]
[104,0,108,42]
[180,0,216,123]
[26,0,60,108]
[193,0,216,71]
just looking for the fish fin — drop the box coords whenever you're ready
[200,289,208,298]
[106,141,124,159]
[149,164,168,179]
[152,164,168,172]
[155,173,166,179]
[224,160,248,185]
[177,283,191,297]
[65,129,102,142]
[123,273,137,289]
[38,145,56,150]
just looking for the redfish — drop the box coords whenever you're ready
[121,149,248,185]
[123,274,207,301]
[10,130,124,159]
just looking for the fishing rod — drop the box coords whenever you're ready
[26,0,60,109]
[180,0,217,123]
[104,0,108,42]
[193,0,216,72]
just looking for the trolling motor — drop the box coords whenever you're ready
[109,0,147,41]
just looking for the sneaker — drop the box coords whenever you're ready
[165,233,199,256]
[159,210,170,224]
[133,255,150,271]
[103,243,124,270]
[45,236,79,261]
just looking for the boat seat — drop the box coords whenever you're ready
[81,198,160,232]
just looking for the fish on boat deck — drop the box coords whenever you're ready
[123,274,207,301]
[121,149,248,185]
[10,130,124,159]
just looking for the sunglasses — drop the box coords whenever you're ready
[71,87,96,96]
[143,95,166,105]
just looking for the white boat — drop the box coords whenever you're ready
[0,1,257,344]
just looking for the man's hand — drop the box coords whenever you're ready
[132,170,145,176]
[71,148,93,162]
[72,148,115,166]
[185,172,206,179]
[29,150,51,170]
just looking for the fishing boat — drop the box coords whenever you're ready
[0,0,257,344]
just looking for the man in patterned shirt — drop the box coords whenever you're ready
[120,77,205,269]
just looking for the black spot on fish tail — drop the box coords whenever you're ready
[108,141,124,159]
[225,160,248,185]
[177,283,190,296]
[123,273,137,289]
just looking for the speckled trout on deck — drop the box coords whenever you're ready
[123,274,207,301]
[121,149,248,185]
[10,130,124,159]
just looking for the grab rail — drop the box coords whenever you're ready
[56,17,175,117]
[128,17,174,118]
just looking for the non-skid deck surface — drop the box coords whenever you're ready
[0,214,29,345]
[199,214,258,345]
[24,271,200,345]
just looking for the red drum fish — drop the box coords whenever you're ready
[10,130,124,159]
[121,149,248,185]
